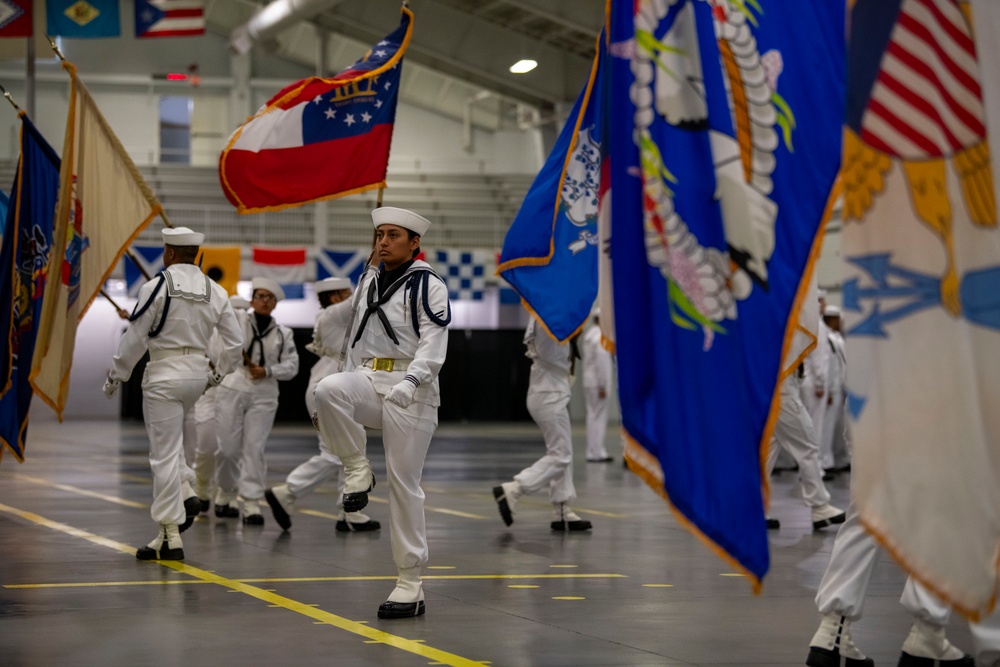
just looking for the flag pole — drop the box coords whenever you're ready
[99,289,130,320]
[0,83,23,114]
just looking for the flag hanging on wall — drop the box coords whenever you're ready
[497,31,606,342]
[842,0,1000,618]
[219,6,413,214]
[135,1,205,38]
[608,0,844,588]
[197,245,240,296]
[251,246,306,300]
[0,0,32,37]
[432,249,493,301]
[46,0,120,38]
[0,115,60,464]
[315,247,369,287]
[30,63,164,419]
[123,245,164,297]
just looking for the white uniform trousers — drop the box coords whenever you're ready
[142,376,207,525]
[801,387,827,449]
[972,608,1000,666]
[516,386,576,504]
[214,385,280,502]
[314,372,436,571]
[584,387,610,460]
[285,367,346,502]
[190,388,218,499]
[766,376,831,507]
[820,391,851,470]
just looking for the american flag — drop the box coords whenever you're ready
[135,0,205,39]
[853,0,985,159]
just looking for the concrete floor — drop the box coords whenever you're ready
[0,418,974,666]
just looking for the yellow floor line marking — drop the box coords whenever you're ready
[510,497,625,518]
[642,584,674,588]
[302,499,487,521]
[508,585,539,589]
[551,596,586,601]
[720,573,747,577]
[6,574,627,589]
[426,566,455,570]
[0,502,486,667]
[549,564,578,568]
[13,474,148,509]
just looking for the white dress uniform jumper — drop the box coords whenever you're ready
[580,322,613,462]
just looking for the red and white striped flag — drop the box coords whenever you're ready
[135,1,204,39]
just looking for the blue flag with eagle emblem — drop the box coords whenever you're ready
[497,30,607,342]
[608,0,844,587]
[839,0,1000,618]
[0,115,60,464]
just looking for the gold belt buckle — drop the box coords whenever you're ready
[371,357,394,372]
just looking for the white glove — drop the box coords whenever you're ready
[385,379,417,408]
[206,368,224,388]
[102,375,120,399]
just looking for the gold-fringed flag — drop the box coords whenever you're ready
[30,62,164,419]
[843,0,1000,618]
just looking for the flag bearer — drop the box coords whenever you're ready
[103,227,243,561]
[213,277,298,524]
[313,207,450,619]
[580,310,614,463]
[265,277,380,533]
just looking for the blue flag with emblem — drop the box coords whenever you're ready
[497,30,606,342]
[46,0,120,38]
[608,0,844,587]
[0,115,61,464]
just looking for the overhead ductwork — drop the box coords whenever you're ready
[229,0,346,55]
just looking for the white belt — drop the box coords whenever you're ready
[362,357,411,372]
[149,347,205,361]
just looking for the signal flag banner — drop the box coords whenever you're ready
[219,7,413,214]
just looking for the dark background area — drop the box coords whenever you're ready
[121,328,533,423]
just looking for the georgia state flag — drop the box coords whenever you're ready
[219,7,412,214]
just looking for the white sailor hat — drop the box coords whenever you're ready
[315,277,352,293]
[161,226,205,246]
[824,304,841,317]
[229,295,251,310]
[371,206,431,236]
[251,277,285,302]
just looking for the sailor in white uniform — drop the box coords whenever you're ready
[265,277,380,532]
[493,317,593,532]
[580,310,613,462]
[213,277,299,525]
[104,227,243,560]
[313,207,450,619]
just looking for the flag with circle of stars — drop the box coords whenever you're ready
[219,7,412,214]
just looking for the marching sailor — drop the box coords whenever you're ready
[313,206,450,619]
[104,226,243,561]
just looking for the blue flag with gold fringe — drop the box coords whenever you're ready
[497,31,607,342]
[608,0,844,586]
[0,115,61,463]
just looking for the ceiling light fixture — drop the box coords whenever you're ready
[509,59,537,74]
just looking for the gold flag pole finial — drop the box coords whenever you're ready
[46,34,66,63]
[0,83,22,114]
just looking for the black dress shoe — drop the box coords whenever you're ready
[265,489,292,531]
[336,518,381,532]
[550,519,592,532]
[343,474,375,513]
[242,513,264,526]
[198,498,210,514]
[377,600,425,619]
[492,486,513,526]
[898,652,975,666]
[766,517,780,530]
[587,456,614,463]
[136,544,184,561]
[806,646,873,667]
[215,504,239,518]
